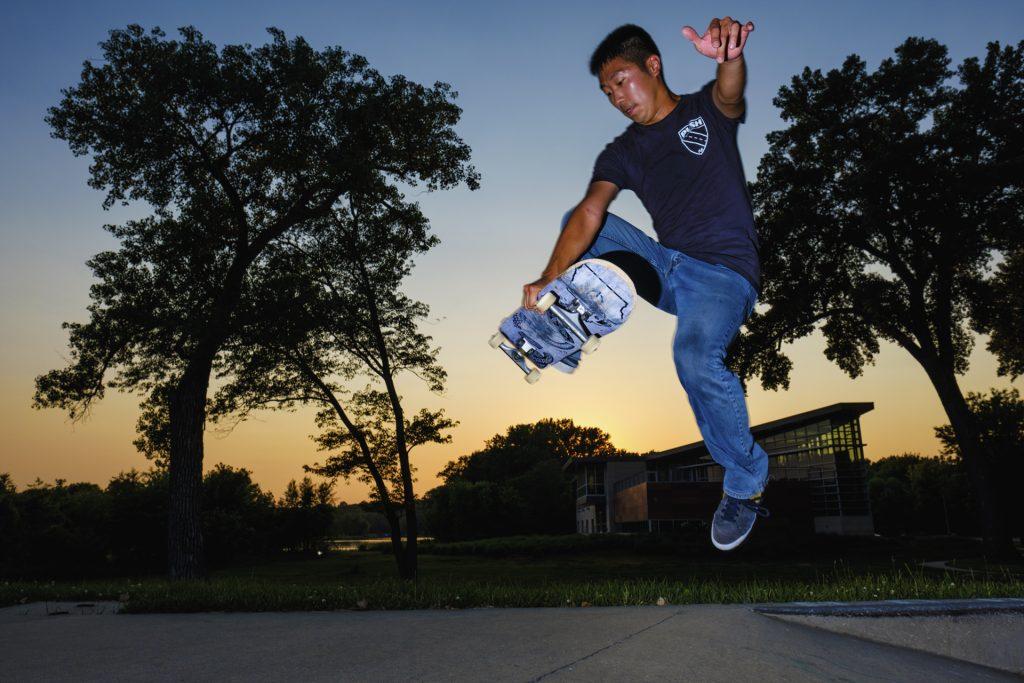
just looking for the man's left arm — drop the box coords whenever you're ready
[682,16,754,120]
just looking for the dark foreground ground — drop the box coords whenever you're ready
[2,599,1021,681]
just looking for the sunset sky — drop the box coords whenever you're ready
[2,0,1021,503]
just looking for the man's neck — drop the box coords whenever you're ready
[642,88,681,126]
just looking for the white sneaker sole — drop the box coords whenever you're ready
[711,524,754,551]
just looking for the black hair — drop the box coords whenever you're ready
[589,24,665,85]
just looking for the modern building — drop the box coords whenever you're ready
[566,402,875,536]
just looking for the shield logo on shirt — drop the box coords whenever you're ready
[678,116,709,155]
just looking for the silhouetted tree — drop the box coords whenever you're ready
[0,475,20,568]
[935,388,1024,540]
[277,476,335,553]
[332,502,373,537]
[736,38,1023,556]
[439,418,631,483]
[974,253,1024,379]
[0,478,110,578]
[867,453,974,537]
[105,468,169,572]
[426,419,640,541]
[0,466,341,577]
[32,24,478,579]
[202,188,455,580]
[201,464,277,564]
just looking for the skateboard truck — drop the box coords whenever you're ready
[490,259,635,383]
[542,293,601,354]
[489,332,542,383]
[488,293,600,383]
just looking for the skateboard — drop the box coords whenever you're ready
[489,258,636,383]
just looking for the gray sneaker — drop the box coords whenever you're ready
[711,493,770,551]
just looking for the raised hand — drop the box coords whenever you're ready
[682,17,754,63]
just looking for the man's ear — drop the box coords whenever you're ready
[645,54,661,79]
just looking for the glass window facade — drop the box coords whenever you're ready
[644,414,871,518]
[569,405,874,535]
[574,463,606,500]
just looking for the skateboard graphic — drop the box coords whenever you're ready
[489,258,636,383]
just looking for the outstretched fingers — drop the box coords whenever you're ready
[682,18,755,60]
[739,21,754,51]
[681,24,700,46]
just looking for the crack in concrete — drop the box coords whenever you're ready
[526,609,683,682]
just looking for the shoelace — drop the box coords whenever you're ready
[721,495,771,523]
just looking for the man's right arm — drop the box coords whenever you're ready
[522,180,619,309]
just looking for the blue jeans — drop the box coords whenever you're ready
[560,209,768,498]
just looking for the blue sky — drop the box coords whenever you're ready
[2,1,1021,500]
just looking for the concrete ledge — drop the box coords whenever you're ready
[0,600,122,622]
[763,609,1024,675]
[754,597,1024,617]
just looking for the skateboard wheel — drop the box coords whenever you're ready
[535,291,557,313]
[581,335,600,354]
[489,332,506,349]
[524,369,541,384]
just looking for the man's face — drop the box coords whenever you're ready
[598,56,661,123]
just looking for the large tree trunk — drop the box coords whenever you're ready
[164,248,252,580]
[924,363,1018,559]
[167,363,213,579]
[401,481,418,580]
[385,507,413,579]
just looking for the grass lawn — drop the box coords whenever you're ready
[3,534,1022,612]
[214,546,908,585]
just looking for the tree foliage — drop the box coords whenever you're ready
[426,419,641,541]
[738,37,1022,388]
[0,464,336,578]
[737,37,1023,554]
[867,453,974,537]
[439,418,632,484]
[32,24,478,578]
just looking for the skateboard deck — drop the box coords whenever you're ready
[490,258,636,383]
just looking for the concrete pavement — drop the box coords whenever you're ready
[1,600,1020,681]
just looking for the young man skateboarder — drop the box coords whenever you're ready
[522,18,768,550]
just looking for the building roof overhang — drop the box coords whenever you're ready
[561,402,874,470]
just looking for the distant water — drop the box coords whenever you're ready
[329,537,434,551]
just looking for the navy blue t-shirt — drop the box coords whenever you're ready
[589,79,760,292]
